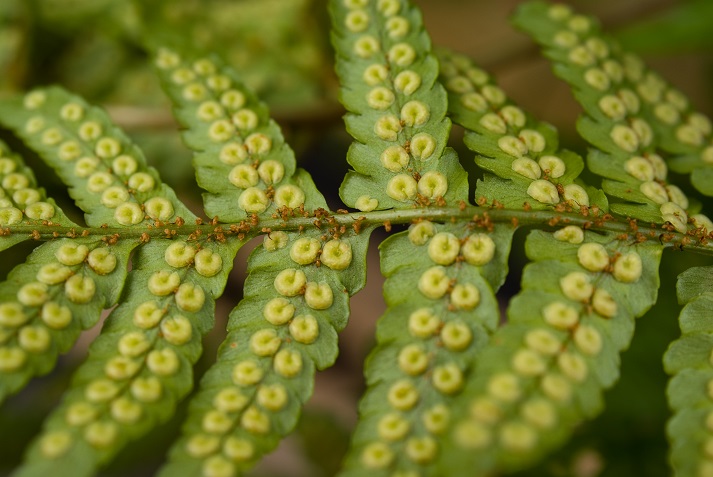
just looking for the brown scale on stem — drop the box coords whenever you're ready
[415,194,431,207]
[659,233,675,244]
[352,216,366,234]
[103,234,120,245]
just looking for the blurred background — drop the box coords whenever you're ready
[0,0,712,475]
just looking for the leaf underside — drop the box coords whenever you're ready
[0,1,710,477]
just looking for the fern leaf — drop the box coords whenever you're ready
[330,0,468,211]
[13,237,242,477]
[152,48,326,222]
[338,219,512,477]
[0,110,149,403]
[0,87,195,227]
[439,229,661,475]
[0,84,253,475]
[157,226,372,477]
[512,1,713,232]
[437,49,608,212]
[151,44,373,476]
[0,238,134,402]
[664,266,713,477]
[0,139,77,251]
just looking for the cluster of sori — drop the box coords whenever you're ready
[0,139,81,254]
[332,0,468,211]
[154,48,308,221]
[0,238,126,394]
[449,227,660,473]
[664,267,713,477]
[159,226,369,477]
[16,89,187,227]
[514,2,713,233]
[0,77,254,473]
[426,13,667,473]
[0,143,58,226]
[339,219,515,477]
[152,40,378,477]
[438,50,596,211]
[20,236,235,475]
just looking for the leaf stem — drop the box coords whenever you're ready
[3,206,712,256]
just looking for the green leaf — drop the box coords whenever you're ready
[677,266,713,305]
[0,139,77,251]
[437,49,606,213]
[13,237,243,477]
[140,0,332,108]
[158,226,373,477]
[330,0,468,211]
[152,48,327,222]
[439,228,662,476]
[615,0,713,54]
[665,267,713,477]
[0,238,134,402]
[512,1,713,233]
[0,87,195,227]
[339,220,513,476]
[691,167,713,197]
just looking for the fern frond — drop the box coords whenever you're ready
[435,38,665,475]
[0,133,145,402]
[330,0,468,211]
[665,266,713,477]
[0,87,196,227]
[327,2,512,475]
[158,226,372,477]
[140,0,332,108]
[339,219,512,477]
[0,85,254,475]
[148,43,380,476]
[0,238,134,402]
[512,1,713,232]
[440,229,661,475]
[152,48,326,222]
[0,139,77,251]
[1,2,711,476]
[437,49,607,212]
[13,237,243,477]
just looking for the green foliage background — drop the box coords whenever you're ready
[0,0,711,476]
